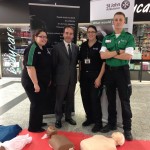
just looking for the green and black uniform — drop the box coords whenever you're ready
[101,30,135,131]
[79,40,104,127]
[21,42,52,132]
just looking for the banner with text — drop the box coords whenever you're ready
[28,3,80,46]
[134,0,150,22]
[90,0,135,42]
[28,3,80,114]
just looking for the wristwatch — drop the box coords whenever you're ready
[116,50,120,55]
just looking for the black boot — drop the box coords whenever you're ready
[124,130,133,141]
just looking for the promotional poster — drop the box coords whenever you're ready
[28,3,80,46]
[28,2,80,114]
[90,0,135,43]
[90,0,135,124]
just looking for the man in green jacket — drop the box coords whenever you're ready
[100,11,135,141]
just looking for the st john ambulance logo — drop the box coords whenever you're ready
[121,0,130,10]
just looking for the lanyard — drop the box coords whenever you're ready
[86,47,90,58]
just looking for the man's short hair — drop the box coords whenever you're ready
[114,12,126,19]
[63,25,74,33]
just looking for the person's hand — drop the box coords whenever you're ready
[94,77,101,88]
[34,83,40,92]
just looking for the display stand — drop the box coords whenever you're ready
[101,87,122,127]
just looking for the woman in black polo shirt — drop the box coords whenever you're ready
[21,29,52,132]
[79,25,105,133]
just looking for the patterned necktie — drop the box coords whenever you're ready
[68,44,72,60]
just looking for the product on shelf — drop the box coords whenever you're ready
[134,64,141,70]
[142,62,149,70]
[132,50,142,60]
[142,51,150,60]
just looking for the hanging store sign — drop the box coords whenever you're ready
[134,3,150,13]
[134,0,150,21]
[2,27,22,77]
[6,27,18,75]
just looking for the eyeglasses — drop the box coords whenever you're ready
[37,36,48,39]
[87,31,96,34]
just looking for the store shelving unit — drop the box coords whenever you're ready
[130,59,150,82]
[130,24,150,82]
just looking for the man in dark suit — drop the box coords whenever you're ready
[52,25,79,128]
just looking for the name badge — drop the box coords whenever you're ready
[84,59,91,64]
[105,40,111,43]
[93,48,99,51]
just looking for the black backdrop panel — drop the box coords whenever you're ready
[0,0,90,23]
[28,0,90,23]
[29,4,80,45]
[28,3,79,114]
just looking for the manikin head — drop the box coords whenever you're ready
[111,132,125,146]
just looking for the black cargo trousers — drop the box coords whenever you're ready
[105,64,132,131]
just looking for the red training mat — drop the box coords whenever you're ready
[19,129,150,150]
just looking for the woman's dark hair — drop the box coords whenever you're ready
[87,25,97,32]
[32,29,47,41]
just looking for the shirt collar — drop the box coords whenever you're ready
[34,41,44,50]
[64,40,71,48]
[111,29,125,37]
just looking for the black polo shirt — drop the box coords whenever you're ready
[22,42,52,85]
[79,40,104,72]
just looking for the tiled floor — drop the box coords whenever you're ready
[0,77,150,140]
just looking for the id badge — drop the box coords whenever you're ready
[84,58,91,64]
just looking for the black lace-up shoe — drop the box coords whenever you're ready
[55,120,62,128]
[65,118,77,125]
[82,120,94,126]
[91,124,103,133]
[100,124,117,133]
[41,123,47,127]
[28,128,45,133]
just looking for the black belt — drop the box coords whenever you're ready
[81,70,99,73]
[105,64,128,71]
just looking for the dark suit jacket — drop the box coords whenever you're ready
[52,41,79,85]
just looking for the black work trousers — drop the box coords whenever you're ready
[80,71,103,125]
[105,65,132,131]
[21,79,47,131]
